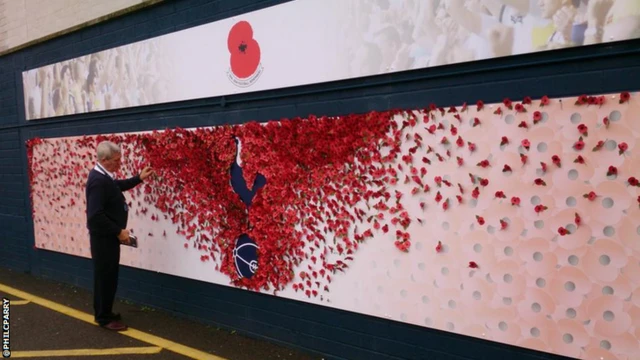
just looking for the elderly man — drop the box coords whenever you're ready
[85,140,154,331]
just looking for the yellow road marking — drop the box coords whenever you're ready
[11,300,30,305]
[10,346,161,358]
[0,283,226,360]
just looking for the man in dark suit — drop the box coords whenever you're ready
[85,140,154,331]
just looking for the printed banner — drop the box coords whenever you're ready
[27,91,640,359]
[22,0,640,120]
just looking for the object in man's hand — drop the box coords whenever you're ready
[121,235,138,248]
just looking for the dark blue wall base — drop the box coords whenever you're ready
[1,0,639,359]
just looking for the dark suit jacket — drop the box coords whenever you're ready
[85,168,142,239]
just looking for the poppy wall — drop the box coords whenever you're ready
[27,91,640,359]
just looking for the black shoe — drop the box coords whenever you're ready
[101,320,127,331]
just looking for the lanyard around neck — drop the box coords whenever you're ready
[96,163,113,179]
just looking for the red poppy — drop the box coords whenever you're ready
[511,197,521,206]
[472,187,480,199]
[494,107,503,115]
[476,215,485,225]
[515,103,526,113]
[477,159,490,168]
[520,154,528,166]
[607,166,618,177]
[552,155,561,168]
[618,142,628,155]
[395,240,411,252]
[435,191,443,203]
[628,177,640,187]
[522,96,532,105]
[476,100,484,111]
[450,125,458,136]
[577,124,588,136]
[468,261,479,269]
[534,178,546,186]
[479,178,489,187]
[435,176,443,187]
[540,95,550,106]
[500,219,508,230]
[619,91,630,104]
[533,111,542,124]
[467,142,477,152]
[518,121,529,129]
[540,162,547,173]
[574,155,585,164]
[521,139,530,150]
[603,117,610,129]
[534,204,548,214]
[503,98,513,109]
[583,191,598,201]
[500,136,509,146]
[456,156,464,166]
[442,198,450,211]
[495,191,506,199]
[228,21,261,79]
[558,227,570,236]
[574,213,581,226]
[575,95,588,105]
[441,136,449,145]
[456,136,464,147]
[592,140,605,152]
[573,137,585,151]
[502,164,512,173]
[435,241,443,253]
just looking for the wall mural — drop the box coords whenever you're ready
[27,92,640,359]
[23,0,640,120]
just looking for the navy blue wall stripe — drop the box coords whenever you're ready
[2,0,640,359]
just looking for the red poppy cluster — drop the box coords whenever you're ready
[26,91,636,299]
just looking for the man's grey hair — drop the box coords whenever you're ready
[96,141,121,161]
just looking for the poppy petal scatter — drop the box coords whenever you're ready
[26,92,640,360]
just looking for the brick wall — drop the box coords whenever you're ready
[0,0,158,54]
[1,0,639,359]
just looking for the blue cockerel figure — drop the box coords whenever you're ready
[230,137,266,279]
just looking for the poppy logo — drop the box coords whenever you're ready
[227,21,263,87]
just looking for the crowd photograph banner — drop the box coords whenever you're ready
[27,91,640,359]
[22,0,640,120]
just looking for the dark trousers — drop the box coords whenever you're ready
[89,234,120,325]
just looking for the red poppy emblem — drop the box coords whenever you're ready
[227,21,262,84]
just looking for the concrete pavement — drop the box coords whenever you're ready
[0,266,321,360]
